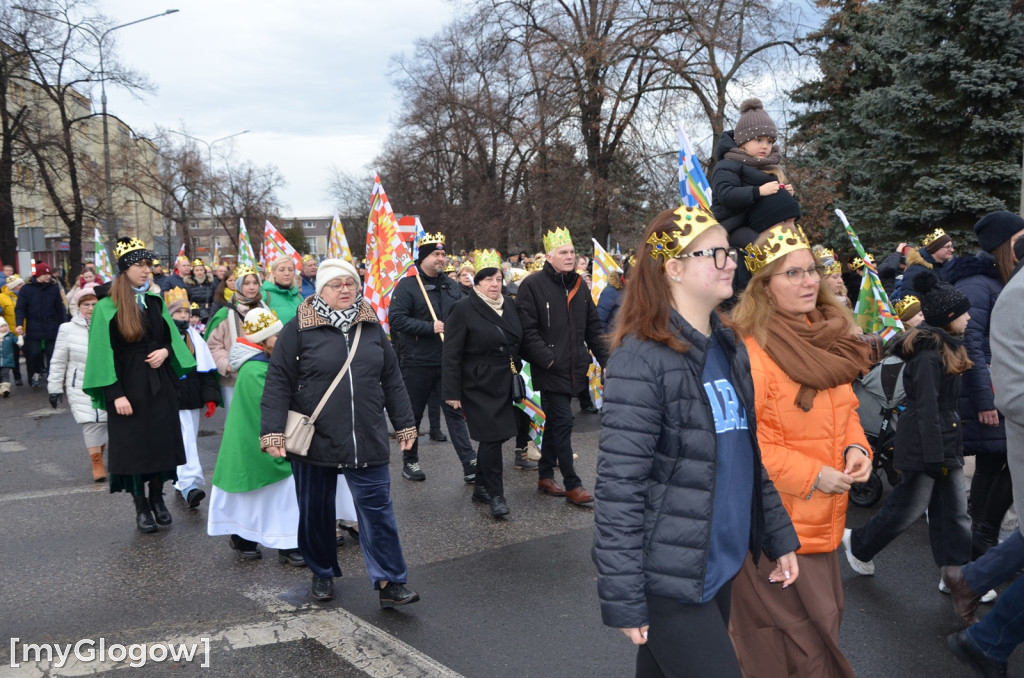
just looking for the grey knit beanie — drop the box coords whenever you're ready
[734,98,778,146]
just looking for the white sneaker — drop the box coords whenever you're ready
[842,528,875,575]
[939,578,997,602]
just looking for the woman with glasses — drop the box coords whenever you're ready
[260,259,420,608]
[727,224,873,678]
[594,206,800,678]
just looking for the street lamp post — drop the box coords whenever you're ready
[95,10,179,244]
[166,129,250,261]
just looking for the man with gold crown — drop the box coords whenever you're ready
[389,231,477,483]
[299,254,318,298]
[895,227,956,300]
[161,254,191,292]
[515,227,609,506]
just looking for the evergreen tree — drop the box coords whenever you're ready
[791,0,1024,247]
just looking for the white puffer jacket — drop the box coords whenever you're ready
[47,315,107,424]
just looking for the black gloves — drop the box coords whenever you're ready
[48,393,62,409]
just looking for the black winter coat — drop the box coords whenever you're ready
[186,277,216,321]
[890,327,965,471]
[442,293,522,442]
[710,130,776,235]
[389,270,464,367]
[15,278,66,339]
[946,252,1006,454]
[261,298,415,469]
[593,312,799,628]
[515,263,609,394]
[173,330,222,411]
[876,251,903,298]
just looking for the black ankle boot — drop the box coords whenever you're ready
[133,495,158,533]
[148,481,172,526]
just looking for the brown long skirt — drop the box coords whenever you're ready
[728,551,856,678]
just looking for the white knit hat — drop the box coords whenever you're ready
[315,259,360,296]
[241,308,283,344]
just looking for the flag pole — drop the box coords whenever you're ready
[413,265,444,342]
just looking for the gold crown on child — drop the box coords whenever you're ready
[242,309,279,335]
[819,248,841,275]
[893,295,921,317]
[542,227,573,252]
[744,223,811,274]
[850,254,874,271]
[163,287,188,308]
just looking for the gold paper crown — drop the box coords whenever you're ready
[232,264,258,280]
[506,268,529,283]
[922,228,947,247]
[819,248,841,276]
[192,258,206,267]
[443,263,455,273]
[850,254,874,271]
[242,308,279,335]
[474,249,501,271]
[190,302,199,310]
[893,295,921,317]
[744,223,811,274]
[542,227,573,252]
[302,254,315,263]
[646,205,720,264]
[417,232,445,248]
[114,237,148,259]
[163,286,189,308]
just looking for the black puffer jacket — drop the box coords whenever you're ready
[593,312,799,628]
[15,277,66,339]
[710,130,777,235]
[890,326,965,471]
[515,262,609,394]
[261,299,415,468]
[389,270,464,367]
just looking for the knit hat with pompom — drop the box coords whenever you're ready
[734,98,778,146]
[914,270,970,328]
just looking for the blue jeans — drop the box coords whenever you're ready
[850,468,972,566]
[964,529,1024,594]
[963,568,1024,664]
[292,461,408,588]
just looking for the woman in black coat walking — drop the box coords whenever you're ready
[443,250,523,518]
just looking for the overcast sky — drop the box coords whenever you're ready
[96,0,459,217]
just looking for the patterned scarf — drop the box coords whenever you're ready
[312,292,362,334]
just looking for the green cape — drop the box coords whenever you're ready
[204,306,230,341]
[82,293,197,410]
[211,359,293,492]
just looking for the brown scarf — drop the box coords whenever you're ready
[723,147,783,173]
[762,305,871,411]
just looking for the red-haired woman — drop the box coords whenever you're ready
[594,206,799,678]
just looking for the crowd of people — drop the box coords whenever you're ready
[3,96,1023,675]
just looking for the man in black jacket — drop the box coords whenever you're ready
[516,228,609,506]
[389,233,476,482]
[14,263,67,387]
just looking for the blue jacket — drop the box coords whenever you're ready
[597,284,622,334]
[14,278,66,340]
[300,275,316,298]
[592,311,799,628]
[0,332,15,369]
[946,252,1005,454]
[895,246,950,300]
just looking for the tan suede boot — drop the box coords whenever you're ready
[90,452,107,482]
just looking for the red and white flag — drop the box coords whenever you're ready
[262,220,302,271]
[363,174,414,333]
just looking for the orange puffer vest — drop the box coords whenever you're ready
[744,336,871,554]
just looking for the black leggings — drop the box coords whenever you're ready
[636,588,742,678]
[970,454,1013,555]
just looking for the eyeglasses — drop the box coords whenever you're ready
[774,265,825,285]
[324,280,358,292]
[675,247,740,269]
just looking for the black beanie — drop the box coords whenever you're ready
[914,270,970,328]
[416,242,445,266]
[974,211,1024,253]
[1014,236,1024,263]
[747,191,801,232]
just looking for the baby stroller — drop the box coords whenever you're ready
[850,355,905,507]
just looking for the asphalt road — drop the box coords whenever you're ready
[0,381,1021,677]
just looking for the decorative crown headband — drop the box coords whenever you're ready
[744,223,811,274]
[242,308,279,335]
[893,295,921,317]
[542,227,573,252]
[232,264,258,280]
[850,254,874,271]
[646,205,720,264]
[417,232,445,248]
[302,254,315,263]
[190,302,199,310]
[443,263,455,273]
[191,258,206,267]
[114,237,148,260]
[474,249,502,272]
[819,248,841,276]
[922,228,947,247]
[163,287,189,308]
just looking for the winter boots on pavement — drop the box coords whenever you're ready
[90,452,107,483]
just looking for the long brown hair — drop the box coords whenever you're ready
[898,326,973,375]
[609,209,724,353]
[992,238,1017,286]
[731,250,854,346]
[110,274,145,343]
